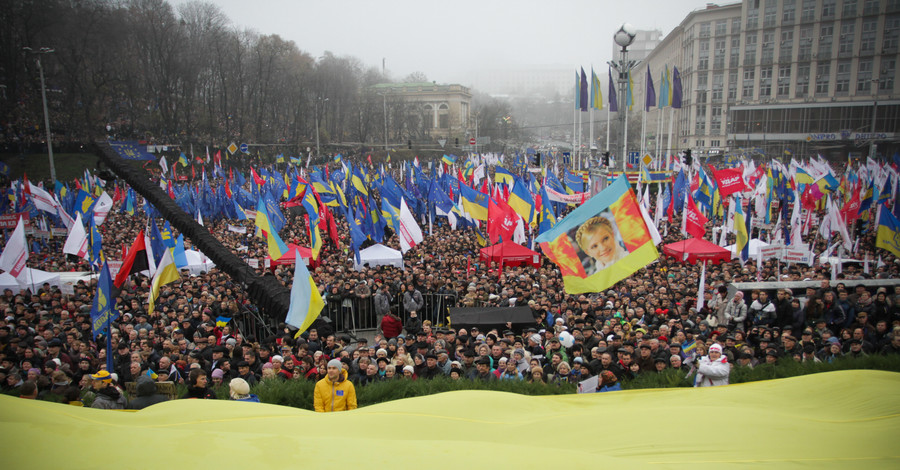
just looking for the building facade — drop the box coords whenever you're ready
[639,0,899,160]
[371,82,472,142]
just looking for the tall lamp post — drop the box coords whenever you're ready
[608,24,639,174]
[23,47,56,182]
[314,97,328,158]
[378,91,389,151]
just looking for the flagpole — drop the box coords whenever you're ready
[573,72,577,160]
[589,104,594,166]
[578,111,583,168]
[656,106,664,169]
[624,101,630,172]
[606,104,611,153]
[106,320,114,373]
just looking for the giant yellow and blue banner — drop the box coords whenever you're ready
[536,176,658,294]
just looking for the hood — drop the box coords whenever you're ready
[135,375,156,397]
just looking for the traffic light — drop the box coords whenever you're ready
[601,152,610,167]
[455,138,459,146]
[532,152,542,166]
[682,149,693,166]
[408,140,412,150]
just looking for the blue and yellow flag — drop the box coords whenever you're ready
[90,261,117,339]
[216,316,231,328]
[494,166,516,186]
[508,177,535,225]
[178,152,189,167]
[334,154,342,164]
[734,197,749,262]
[351,166,368,196]
[442,154,457,166]
[255,197,289,260]
[460,183,488,220]
[876,204,900,257]
[276,154,285,164]
[0,161,9,177]
[535,176,658,294]
[538,186,556,236]
[74,190,96,219]
[591,68,603,110]
[286,249,325,337]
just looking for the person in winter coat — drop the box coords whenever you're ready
[314,359,357,412]
[749,291,777,327]
[182,368,217,399]
[694,344,731,387]
[402,285,425,316]
[724,292,748,329]
[374,286,393,337]
[381,312,403,340]
[127,375,169,410]
[229,378,259,402]
[89,371,127,409]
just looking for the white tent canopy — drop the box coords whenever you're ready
[725,238,770,258]
[183,250,216,276]
[0,272,20,292]
[17,268,61,292]
[353,244,403,271]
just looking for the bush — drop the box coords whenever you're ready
[162,355,900,409]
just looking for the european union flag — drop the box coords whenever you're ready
[109,141,156,161]
[148,220,166,266]
[0,161,9,176]
[90,261,117,339]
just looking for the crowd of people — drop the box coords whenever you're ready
[1,151,899,411]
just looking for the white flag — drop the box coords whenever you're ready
[0,216,28,278]
[63,213,89,260]
[26,181,59,214]
[93,192,113,226]
[159,156,168,175]
[397,198,423,254]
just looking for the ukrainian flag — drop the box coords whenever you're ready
[381,198,400,233]
[508,178,535,225]
[463,160,475,180]
[216,316,231,328]
[538,186,556,235]
[352,167,368,196]
[494,166,516,186]
[334,154,342,164]
[876,204,900,257]
[301,188,323,260]
[460,183,488,220]
[178,153,189,167]
[442,154,457,166]
[276,154,285,163]
[286,249,325,336]
[255,197,289,260]
[734,197,749,262]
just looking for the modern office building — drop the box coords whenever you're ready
[637,0,899,160]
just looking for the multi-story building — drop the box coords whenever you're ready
[612,29,664,63]
[638,0,899,160]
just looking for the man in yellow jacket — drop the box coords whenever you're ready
[314,359,357,412]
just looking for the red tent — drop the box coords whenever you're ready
[266,243,318,269]
[662,238,731,265]
[479,240,542,268]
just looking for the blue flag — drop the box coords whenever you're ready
[173,234,188,268]
[90,261,117,339]
[148,220,166,266]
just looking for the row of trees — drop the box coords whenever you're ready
[1,0,519,153]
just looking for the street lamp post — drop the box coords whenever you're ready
[314,97,328,158]
[608,24,639,174]
[24,47,56,182]
[379,91,388,151]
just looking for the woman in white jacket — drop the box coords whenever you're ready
[694,343,731,387]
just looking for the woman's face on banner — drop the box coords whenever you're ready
[583,224,617,264]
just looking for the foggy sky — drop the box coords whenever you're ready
[172,0,728,86]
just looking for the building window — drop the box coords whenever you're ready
[743,68,756,98]
[695,108,706,135]
[700,22,711,37]
[745,32,758,64]
[816,63,831,94]
[783,0,797,22]
[728,70,738,100]
[697,74,708,103]
[843,0,858,17]
[764,0,778,27]
[857,59,874,92]
[859,19,877,53]
[423,105,433,129]
[777,65,792,96]
[780,30,794,60]
[730,37,741,67]
[732,18,742,34]
[438,103,449,129]
[823,0,837,17]
[863,0,881,14]
[819,23,834,58]
[796,64,811,97]
[712,72,724,101]
[716,20,727,35]
[802,0,817,21]
[839,21,855,56]
[710,106,723,134]
[883,16,900,50]
[761,32,775,63]
[835,60,852,93]
[759,66,773,96]
[880,59,896,92]
[747,8,759,29]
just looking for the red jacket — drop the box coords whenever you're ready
[381,314,402,339]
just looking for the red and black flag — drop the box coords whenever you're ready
[114,230,150,288]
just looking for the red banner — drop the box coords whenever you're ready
[0,213,29,229]
[684,194,709,239]
[711,166,745,197]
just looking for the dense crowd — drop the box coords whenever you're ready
[1,154,899,410]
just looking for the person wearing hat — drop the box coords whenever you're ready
[127,375,169,410]
[420,353,444,379]
[472,356,496,381]
[693,344,730,387]
[90,370,127,409]
[229,377,259,402]
[724,291,748,331]
[313,359,356,412]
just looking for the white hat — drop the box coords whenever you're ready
[708,344,723,354]
[403,365,415,374]
[271,355,284,363]
[230,377,250,396]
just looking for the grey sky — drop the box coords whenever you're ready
[174,0,725,84]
